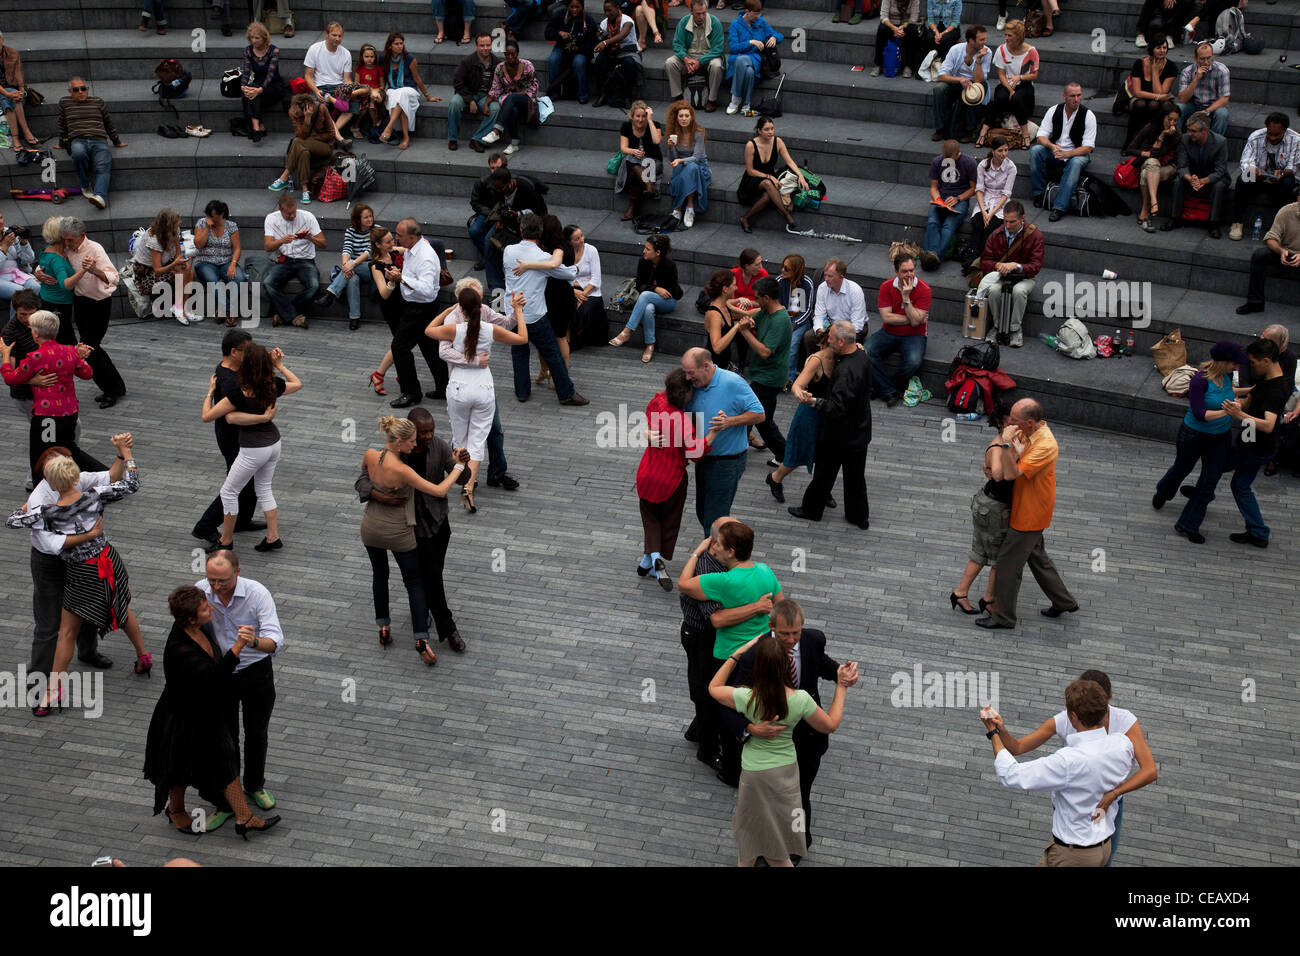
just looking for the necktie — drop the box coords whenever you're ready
[788,648,798,688]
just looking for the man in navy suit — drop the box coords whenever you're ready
[726,597,857,850]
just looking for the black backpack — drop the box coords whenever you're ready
[957,341,1000,372]
[756,73,785,118]
[633,213,678,235]
[152,58,192,118]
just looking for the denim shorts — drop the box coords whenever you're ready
[0,94,16,112]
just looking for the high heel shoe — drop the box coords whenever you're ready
[235,814,282,840]
[378,624,392,648]
[949,592,979,615]
[415,638,437,666]
[368,370,388,396]
[168,809,200,834]
[979,597,991,613]
[134,653,153,677]
[535,368,552,385]
[461,481,477,513]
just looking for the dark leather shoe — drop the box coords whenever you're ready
[443,630,467,652]
[717,769,739,788]
[561,393,590,406]
[684,718,700,743]
[1151,493,1165,510]
[237,520,268,533]
[1040,605,1079,618]
[390,393,422,408]
[846,517,869,529]
[425,390,446,400]
[1048,209,1064,222]
[1159,219,1181,231]
[1229,530,1268,548]
[885,394,901,407]
[487,473,519,490]
[77,652,113,669]
[825,495,836,509]
[1175,523,1206,544]
[1179,485,1195,499]
[766,473,785,502]
[1208,226,1221,239]
[975,615,1012,629]
[448,140,458,151]
[192,526,220,544]
[469,139,485,153]
[787,506,820,521]
[1236,302,1265,315]
[96,395,118,409]
[349,318,360,330]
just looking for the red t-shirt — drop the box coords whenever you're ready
[732,266,769,303]
[877,277,932,337]
[635,392,706,502]
[356,65,383,89]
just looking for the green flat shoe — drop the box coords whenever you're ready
[205,810,233,832]
[247,788,277,810]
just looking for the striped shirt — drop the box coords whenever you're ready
[57,96,122,146]
[1179,60,1230,111]
[679,551,726,629]
[1240,127,1300,177]
[341,227,370,262]
[7,469,139,563]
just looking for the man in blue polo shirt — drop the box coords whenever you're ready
[681,346,765,531]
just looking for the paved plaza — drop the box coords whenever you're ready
[0,315,1297,867]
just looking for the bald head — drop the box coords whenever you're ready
[206,551,239,573]
[1010,398,1044,438]
[682,346,715,388]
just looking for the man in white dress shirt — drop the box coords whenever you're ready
[812,258,869,342]
[984,679,1134,866]
[262,193,326,328]
[389,218,449,409]
[1029,82,1096,223]
[503,213,589,405]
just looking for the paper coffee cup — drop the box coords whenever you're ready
[1101,269,1119,279]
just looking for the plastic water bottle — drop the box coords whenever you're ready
[1037,332,1058,348]
[1252,216,1263,241]
[956,412,981,421]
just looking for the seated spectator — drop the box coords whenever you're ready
[1237,199,1300,316]
[467,151,508,274]
[1177,42,1229,136]
[1127,104,1181,233]
[239,22,285,143]
[737,115,807,234]
[867,253,931,407]
[0,31,40,148]
[976,19,1037,147]
[262,192,326,329]
[191,201,246,328]
[592,0,643,110]
[303,21,352,101]
[812,258,869,341]
[252,0,297,38]
[1160,110,1227,238]
[609,234,682,363]
[930,25,992,144]
[432,0,476,44]
[777,253,815,383]
[377,32,440,150]
[130,207,196,325]
[1030,82,1095,222]
[976,199,1041,348]
[921,0,963,63]
[666,0,725,113]
[355,43,383,92]
[1230,112,1299,242]
[504,0,544,36]
[921,139,978,270]
[614,101,663,221]
[57,77,125,210]
[970,136,1017,265]
[449,35,501,152]
[631,0,666,52]
[732,248,768,304]
[725,0,783,116]
[269,93,343,204]
[472,163,549,295]
[139,0,168,35]
[0,210,39,313]
[546,0,600,104]
[316,203,376,330]
[566,224,608,346]
[873,0,923,78]
[481,41,539,157]
[1125,32,1177,145]
[665,100,710,228]
[831,0,874,25]
[328,83,384,140]
[1037,0,1062,36]
[1135,0,1196,47]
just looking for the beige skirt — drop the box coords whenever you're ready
[732,762,808,864]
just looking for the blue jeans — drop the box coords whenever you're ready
[1229,441,1274,541]
[496,92,531,141]
[513,318,576,401]
[1158,423,1230,534]
[1105,796,1123,867]
[504,0,541,32]
[447,93,498,143]
[486,406,508,479]
[69,138,113,198]
[141,0,168,24]
[262,259,319,322]
[468,214,506,292]
[327,264,374,319]
[194,260,248,317]
[365,545,429,641]
[866,328,927,399]
[1179,101,1228,136]
[924,199,968,258]
[694,452,747,532]
[431,0,476,19]
[788,316,811,380]
[1,276,40,318]
[1029,146,1090,212]
[548,47,591,100]
[729,56,757,104]
[623,291,676,345]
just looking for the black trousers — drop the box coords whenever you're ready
[874,22,923,72]
[417,522,458,640]
[29,412,107,483]
[751,381,787,462]
[1233,175,1297,226]
[988,81,1034,127]
[1170,174,1227,224]
[680,622,718,760]
[194,428,258,535]
[392,300,448,399]
[712,655,743,784]
[29,548,99,682]
[50,300,77,346]
[1246,247,1300,306]
[73,295,126,398]
[800,440,869,524]
[226,656,275,793]
[795,741,822,849]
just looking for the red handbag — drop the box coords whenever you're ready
[1181,197,1211,222]
[316,166,347,203]
[1113,156,1139,190]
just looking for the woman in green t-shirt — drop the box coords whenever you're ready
[33,216,78,342]
[710,634,854,867]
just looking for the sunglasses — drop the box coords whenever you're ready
[71,85,88,92]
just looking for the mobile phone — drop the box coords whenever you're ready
[91,856,115,867]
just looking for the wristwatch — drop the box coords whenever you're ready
[986,729,997,739]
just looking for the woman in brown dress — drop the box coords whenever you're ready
[359,415,466,666]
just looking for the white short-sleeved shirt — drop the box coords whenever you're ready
[304,41,353,87]
[1054,704,1137,742]
[263,209,321,260]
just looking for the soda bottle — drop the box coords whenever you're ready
[1114,329,1125,357]
[1252,216,1263,241]
[1125,329,1135,352]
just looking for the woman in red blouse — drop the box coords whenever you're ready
[0,308,105,481]
[635,368,715,589]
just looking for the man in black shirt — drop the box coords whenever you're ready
[192,329,262,545]
[1222,336,1291,548]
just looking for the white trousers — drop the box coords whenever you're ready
[221,440,281,514]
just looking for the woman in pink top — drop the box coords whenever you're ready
[0,308,105,481]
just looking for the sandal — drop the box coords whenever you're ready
[369,370,388,395]
[609,328,633,347]
[748,433,766,450]
[461,480,477,514]
[415,637,437,666]
[378,624,392,648]
[134,653,152,677]
[224,316,237,327]
[641,344,655,363]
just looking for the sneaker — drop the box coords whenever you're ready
[246,787,277,810]
[85,192,106,210]
[741,103,751,115]
[503,143,520,155]
[299,190,312,204]
[1229,222,1243,241]
[683,207,695,228]
[726,99,740,115]
[870,66,882,77]
[171,305,190,326]
[996,14,1006,30]
[1135,35,1147,48]
[848,12,862,24]
[268,178,289,191]
[831,10,841,22]
[902,66,913,78]
[671,208,683,220]
[481,128,501,145]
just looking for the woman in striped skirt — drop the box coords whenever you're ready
[6,436,150,712]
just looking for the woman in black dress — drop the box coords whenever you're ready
[539,215,577,387]
[702,269,745,372]
[737,115,808,234]
[366,225,405,397]
[143,585,281,838]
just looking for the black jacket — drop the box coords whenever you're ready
[470,173,549,219]
[815,347,872,450]
[635,256,683,300]
[545,9,600,57]
[724,628,840,759]
[452,50,500,98]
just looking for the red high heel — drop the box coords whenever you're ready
[415,638,437,666]
[134,653,152,677]
[378,625,392,648]
[368,371,387,396]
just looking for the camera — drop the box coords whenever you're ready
[6,225,30,240]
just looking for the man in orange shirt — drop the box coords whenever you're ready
[977,398,1078,629]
